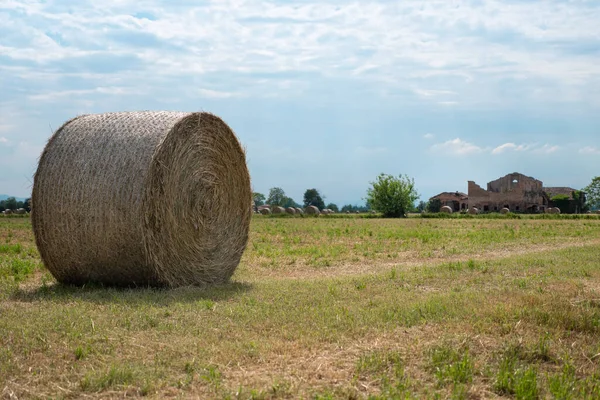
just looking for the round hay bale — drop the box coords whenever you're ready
[271,206,285,214]
[4,209,13,215]
[260,208,271,215]
[285,207,296,215]
[468,207,478,215]
[500,207,510,214]
[355,210,360,214]
[440,206,452,214]
[305,205,320,215]
[31,111,251,287]
[346,210,350,214]
[553,207,561,214]
[15,208,27,215]
[295,207,304,215]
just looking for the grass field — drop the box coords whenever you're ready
[1,215,600,399]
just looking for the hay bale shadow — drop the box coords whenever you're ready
[11,280,252,305]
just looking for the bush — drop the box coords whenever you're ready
[365,173,419,218]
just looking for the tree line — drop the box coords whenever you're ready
[253,174,418,217]
[253,174,600,218]
[0,197,31,212]
[252,187,370,214]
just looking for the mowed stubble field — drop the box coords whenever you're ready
[1,215,600,399]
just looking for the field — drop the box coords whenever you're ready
[2,215,600,399]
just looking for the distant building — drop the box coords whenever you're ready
[429,191,469,212]
[429,172,586,214]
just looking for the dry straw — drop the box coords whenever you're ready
[272,206,285,214]
[440,206,452,214]
[500,207,510,214]
[285,207,296,215]
[305,205,320,215]
[468,207,478,215]
[31,111,252,287]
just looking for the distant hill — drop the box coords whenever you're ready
[0,194,29,202]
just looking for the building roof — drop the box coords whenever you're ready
[543,187,579,199]
[430,191,468,200]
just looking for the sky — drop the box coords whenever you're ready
[0,0,599,206]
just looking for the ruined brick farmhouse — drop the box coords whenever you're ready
[430,173,586,213]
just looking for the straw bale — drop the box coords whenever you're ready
[468,207,478,215]
[260,208,271,215]
[4,209,13,215]
[500,207,510,214]
[272,206,285,214]
[440,206,452,214]
[305,205,320,215]
[295,207,304,214]
[285,207,296,215]
[31,111,251,287]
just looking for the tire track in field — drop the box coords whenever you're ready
[243,238,600,281]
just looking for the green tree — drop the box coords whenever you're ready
[416,200,427,212]
[4,197,17,211]
[365,173,419,218]
[303,189,325,210]
[427,198,442,213]
[253,192,266,206]
[584,177,600,210]
[282,197,300,208]
[24,198,31,212]
[326,203,339,213]
[267,187,287,206]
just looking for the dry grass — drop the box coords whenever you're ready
[31,111,251,287]
[1,217,600,398]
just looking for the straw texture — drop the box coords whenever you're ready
[305,205,320,215]
[31,111,251,287]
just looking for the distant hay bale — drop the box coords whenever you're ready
[15,208,26,215]
[260,208,271,215]
[440,206,452,214]
[285,207,296,215]
[346,211,350,214]
[4,209,13,215]
[596,210,600,215]
[295,207,304,215]
[500,207,509,214]
[305,205,320,215]
[31,111,251,287]
[468,207,478,215]
[271,206,285,214]
[355,210,360,214]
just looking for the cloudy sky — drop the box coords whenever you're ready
[1,0,599,205]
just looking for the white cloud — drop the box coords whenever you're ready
[491,142,536,154]
[412,88,455,98]
[0,137,8,144]
[197,88,244,99]
[579,146,600,155]
[423,133,434,140]
[534,144,560,154]
[430,138,485,156]
[1,0,599,104]
[28,87,134,101]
